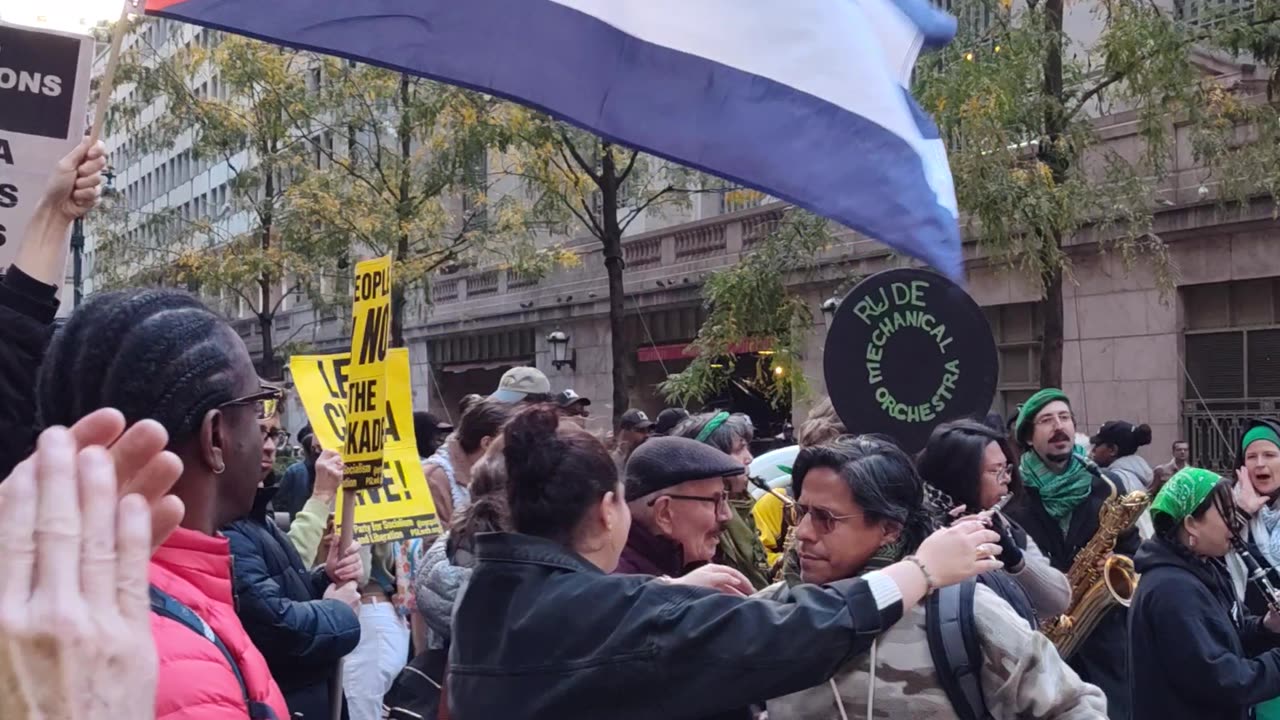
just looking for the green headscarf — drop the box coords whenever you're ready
[1015,388,1070,446]
[1021,451,1095,526]
[1151,467,1222,522]
[1243,425,1280,454]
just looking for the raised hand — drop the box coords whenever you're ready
[40,137,108,222]
[0,427,158,720]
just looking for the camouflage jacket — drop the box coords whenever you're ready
[758,582,1107,719]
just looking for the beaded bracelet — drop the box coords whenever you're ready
[904,555,936,595]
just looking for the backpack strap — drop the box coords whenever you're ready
[149,586,279,720]
[926,578,991,720]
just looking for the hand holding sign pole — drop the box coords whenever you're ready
[823,269,998,454]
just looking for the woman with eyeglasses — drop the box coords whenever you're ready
[448,405,1005,720]
[916,420,1072,620]
[36,288,295,720]
[760,437,1105,720]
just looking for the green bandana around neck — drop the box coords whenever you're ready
[1243,426,1280,455]
[1020,450,1094,521]
[1151,467,1222,522]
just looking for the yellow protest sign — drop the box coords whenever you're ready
[290,348,441,544]
[344,255,392,489]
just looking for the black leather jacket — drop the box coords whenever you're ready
[447,532,902,720]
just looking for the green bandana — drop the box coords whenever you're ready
[1021,451,1094,524]
[1243,426,1280,454]
[1151,467,1222,522]
[696,411,731,443]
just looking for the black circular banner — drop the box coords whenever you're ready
[823,268,998,454]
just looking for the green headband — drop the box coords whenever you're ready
[696,411,731,443]
[1151,467,1222,522]
[1242,426,1280,454]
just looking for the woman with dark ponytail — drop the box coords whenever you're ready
[1129,468,1280,720]
[447,405,1006,720]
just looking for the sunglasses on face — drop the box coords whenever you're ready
[221,385,284,420]
[794,502,864,535]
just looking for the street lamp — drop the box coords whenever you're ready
[547,329,576,371]
[71,167,115,308]
[821,296,840,330]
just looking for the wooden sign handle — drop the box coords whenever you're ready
[88,1,134,146]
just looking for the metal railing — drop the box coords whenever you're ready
[1182,398,1280,473]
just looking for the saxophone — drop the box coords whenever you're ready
[1041,482,1150,659]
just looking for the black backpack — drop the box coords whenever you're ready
[383,646,448,720]
[149,586,280,720]
[926,575,1037,720]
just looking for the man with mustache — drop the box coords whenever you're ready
[1006,388,1139,720]
[615,436,748,580]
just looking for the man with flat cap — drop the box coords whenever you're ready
[615,436,744,578]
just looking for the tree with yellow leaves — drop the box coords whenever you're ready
[505,116,706,427]
[284,62,559,347]
[99,27,346,378]
[916,0,1280,388]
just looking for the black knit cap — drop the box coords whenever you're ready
[624,436,745,499]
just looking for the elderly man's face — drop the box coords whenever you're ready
[648,476,731,564]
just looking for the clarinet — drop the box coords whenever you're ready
[1230,535,1280,614]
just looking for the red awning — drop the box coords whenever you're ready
[637,339,770,363]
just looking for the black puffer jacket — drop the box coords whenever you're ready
[0,268,59,479]
[224,483,361,720]
[1130,536,1280,720]
[1007,469,1140,720]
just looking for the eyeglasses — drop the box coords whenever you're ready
[795,502,864,535]
[221,385,284,420]
[261,427,290,445]
[985,465,1012,481]
[648,491,730,510]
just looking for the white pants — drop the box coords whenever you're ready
[342,601,410,720]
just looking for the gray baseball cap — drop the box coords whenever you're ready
[490,366,552,403]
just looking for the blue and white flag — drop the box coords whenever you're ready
[149,0,963,277]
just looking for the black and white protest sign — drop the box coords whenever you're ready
[0,22,94,266]
[824,268,999,453]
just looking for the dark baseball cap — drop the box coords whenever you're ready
[620,409,654,431]
[653,408,690,435]
[556,389,591,408]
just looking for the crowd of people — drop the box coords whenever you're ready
[7,140,1280,720]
